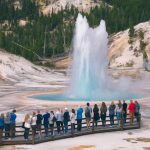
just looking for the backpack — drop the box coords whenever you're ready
[52,116,57,122]
[67,114,70,121]
[22,122,25,128]
[85,107,91,118]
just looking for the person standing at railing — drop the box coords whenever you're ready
[116,101,122,127]
[100,102,107,127]
[31,112,37,139]
[122,100,128,123]
[10,109,17,138]
[70,109,76,134]
[23,114,31,141]
[43,110,50,137]
[134,101,140,122]
[85,102,92,129]
[0,113,4,141]
[128,100,135,124]
[93,104,100,127]
[63,108,70,133]
[76,106,83,131]
[60,110,64,134]
[36,110,43,139]
[56,108,62,135]
[49,111,56,136]
[109,101,116,127]
[4,112,10,139]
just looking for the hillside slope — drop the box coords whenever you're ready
[109,21,150,69]
[42,0,102,14]
[0,50,66,87]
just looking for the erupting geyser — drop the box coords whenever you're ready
[67,14,109,99]
[32,14,148,101]
[66,14,143,100]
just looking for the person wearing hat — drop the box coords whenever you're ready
[63,108,70,133]
[56,108,62,134]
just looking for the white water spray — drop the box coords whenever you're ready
[67,14,144,100]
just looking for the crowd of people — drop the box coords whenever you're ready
[0,110,16,140]
[0,100,140,141]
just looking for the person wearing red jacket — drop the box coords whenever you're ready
[128,100,135,124]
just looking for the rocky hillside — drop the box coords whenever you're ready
[0,50,66,86]
[55,21,150,69]
[41,0,103,14]
[109,21,150,69]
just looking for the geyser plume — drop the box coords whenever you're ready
[32,14,150,101]
[68,14,108,98]
[67,14,140,100]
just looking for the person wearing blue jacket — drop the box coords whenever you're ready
[10,110,17,138]
[63,108,70,133]
[0,113,4,129]
[76,106,83,131]
[0,113,4,141]
[43,111,50,137]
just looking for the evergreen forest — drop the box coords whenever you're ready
[0,0,150,61]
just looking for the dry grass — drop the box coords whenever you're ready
[131,141,138,143]
[123,138,135,142]
[128,132,133,135]
[124,137,150,144]
[68,145,95,150]
[136,138,150,142]
[55,57,71,69]
[143,147,150,150]
[0,146,16,150]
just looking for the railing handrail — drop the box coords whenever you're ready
[0,113,141,145]
[1,113,140,133]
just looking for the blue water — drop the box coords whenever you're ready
[31,92,149,101]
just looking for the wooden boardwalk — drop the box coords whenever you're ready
[0,114,141,145]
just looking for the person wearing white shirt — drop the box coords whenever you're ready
[31,112,37,138]
[70,109,76,134]
[56,108,62,134]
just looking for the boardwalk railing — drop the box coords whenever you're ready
[0,113,141,145]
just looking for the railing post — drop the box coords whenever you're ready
[92,118,94,132]
[138,114,141,128]
[71,124,74,137]
[0,129,2,145]
[120,114,124,130]
[32,130,35,144]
